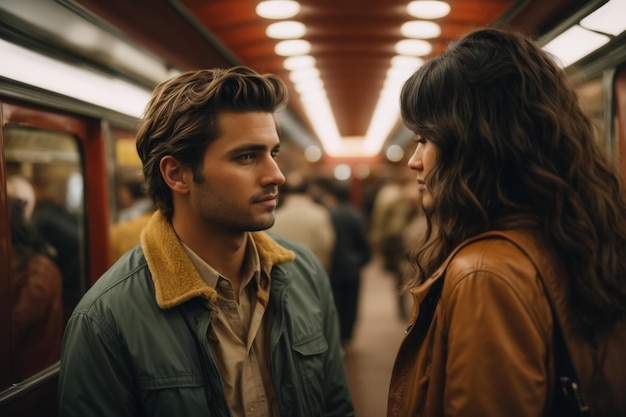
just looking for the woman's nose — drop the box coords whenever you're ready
[407,148,422,171]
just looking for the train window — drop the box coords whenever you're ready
[111,129,145,221]
[3,126,86,382]
[616,65,626,186]
[576,76,606,147]
[107,127,151,266]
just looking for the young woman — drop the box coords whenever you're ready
[388,28,626,417]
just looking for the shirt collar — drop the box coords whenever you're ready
[180,233,261,291]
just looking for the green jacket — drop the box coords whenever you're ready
[59,211,354,417]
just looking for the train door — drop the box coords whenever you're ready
[0,98,109,416]
[615,64,626,183]
[574,61,626,186]
[107,126,151,267]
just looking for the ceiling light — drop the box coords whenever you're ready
[266,21,306,39]
[394,39,432,56]
[401,21,441,39]
[336,137,374,158]
[0,39,151,118]
[386,67,415,84]
[407,1,451,19]
[256,0,301,19]
[382,77,406,94]
[299,88,327,104]
[300,97,342,156]
[304,145,322,162]
[275,39,311,56]
[289,67,320,83]
[283,55,316,70]
[363,86,402,156]
[542,25,610,68]
[295,78,324,93]
[334,164,352,181]
[580,0,626,36]
[386,145,405,162]
[391,55,424,70]
[359,56,425,157]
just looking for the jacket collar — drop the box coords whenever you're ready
[409,229,546,305]
[140,211,295,309]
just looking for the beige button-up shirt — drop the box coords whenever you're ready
[182,236,278,417]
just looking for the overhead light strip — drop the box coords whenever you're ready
[579,0,626,36]
[542,25,610,68]
[0,39,152,118]
[361,1,444,160]
[258,0,344,156]
[542,0,625,68]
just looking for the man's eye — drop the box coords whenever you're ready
[238,153,255,162]
[271,149,280,158]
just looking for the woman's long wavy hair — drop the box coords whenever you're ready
[136,66,287,221]
[400,28,626,337]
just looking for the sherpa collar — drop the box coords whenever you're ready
[140,211,295,309]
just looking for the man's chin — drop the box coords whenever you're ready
[247,216,275,232]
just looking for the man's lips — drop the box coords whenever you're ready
[254,195,278,206]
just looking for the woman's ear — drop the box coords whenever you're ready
[159,155,190,194]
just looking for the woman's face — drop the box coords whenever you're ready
[407,135,437,209]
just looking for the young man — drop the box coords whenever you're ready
[59,66,354,417]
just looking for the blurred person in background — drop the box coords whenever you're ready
[114,173,153,222]
[7,175,36,220]
[59,66,353,417]
[109,175,155,266]
[388,28,626,417]
[368,177,417,320]
[320,180,370,347]
[8,196,63,380]
[270,172,336,274]
[108,207,154,266]
[30,173,82,313]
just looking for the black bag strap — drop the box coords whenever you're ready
[482,232,590,416]
[551,312,591,416]
[403,278,443,352]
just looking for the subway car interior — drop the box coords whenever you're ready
[1,0,625,416]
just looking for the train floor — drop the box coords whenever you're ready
[343,256,412,417]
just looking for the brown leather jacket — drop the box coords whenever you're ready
[388,230,626,417]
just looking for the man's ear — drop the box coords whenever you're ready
[160,155,190,194]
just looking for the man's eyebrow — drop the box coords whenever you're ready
[228,143,280,154]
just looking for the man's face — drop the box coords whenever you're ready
[187,111,285,233]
